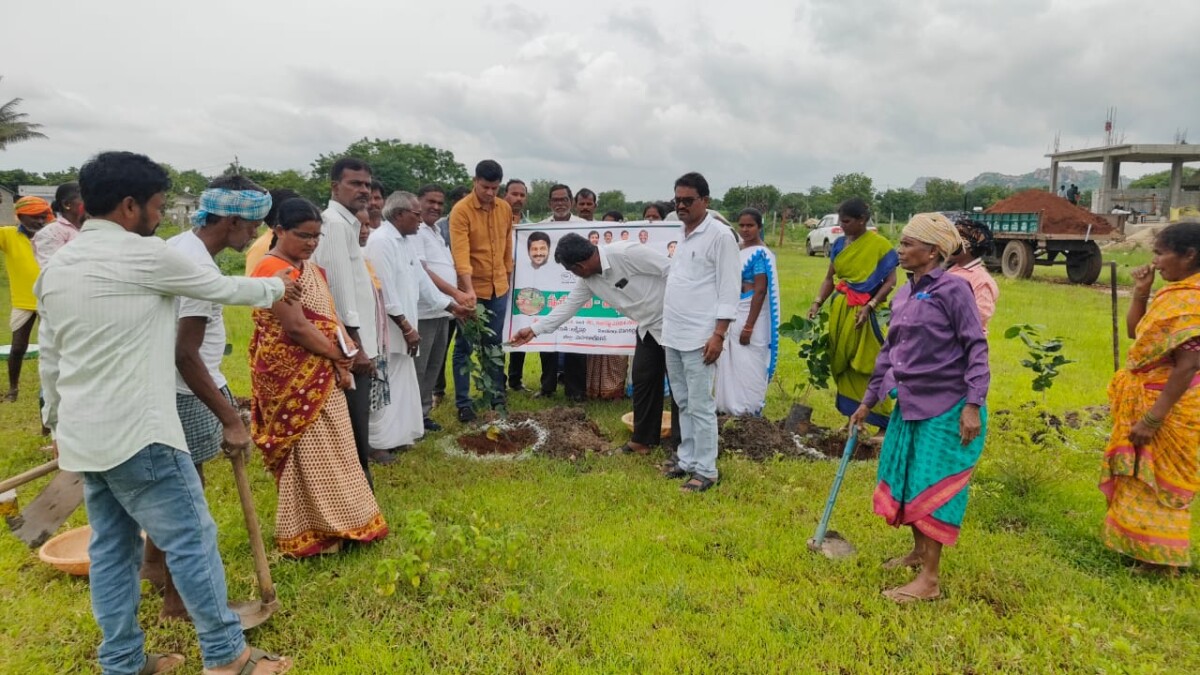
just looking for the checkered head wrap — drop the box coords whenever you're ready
[192,188,273,226]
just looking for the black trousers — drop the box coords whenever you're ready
[631,332,681,447]
[434,320,456,397]
[343,371,374,490]
[509,351,585,398]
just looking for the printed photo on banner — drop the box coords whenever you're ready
[504,220,680,354]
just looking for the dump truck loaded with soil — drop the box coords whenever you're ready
[954,190,1126,285]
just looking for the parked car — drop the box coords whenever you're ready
[805,214,877,256]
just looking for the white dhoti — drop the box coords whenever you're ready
[369,352,423,449]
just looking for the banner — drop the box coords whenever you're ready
[503,220,681,354]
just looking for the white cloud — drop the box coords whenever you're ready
[1,0,1197,198]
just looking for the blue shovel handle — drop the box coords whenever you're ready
[811,426,858,548]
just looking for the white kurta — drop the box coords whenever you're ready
[364,225,452,448]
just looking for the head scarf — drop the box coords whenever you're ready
[14,196,55,222]
[192,188,273,226]
[903,212,963,260]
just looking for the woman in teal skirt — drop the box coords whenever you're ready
[851,213,990,603]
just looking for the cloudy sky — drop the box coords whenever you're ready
[2,0,1196,199]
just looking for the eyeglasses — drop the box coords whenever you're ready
[674,196,701,207]
[289,231,323,241]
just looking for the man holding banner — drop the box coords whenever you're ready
[510,234,680,455]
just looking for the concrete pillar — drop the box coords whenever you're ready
[1049,160,1059,193]
[1099,155,1117,213]
[1169,160,1184,214]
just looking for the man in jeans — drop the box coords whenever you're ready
[37,151,294,675]
[660,172,740,493]
[449,159,513,422]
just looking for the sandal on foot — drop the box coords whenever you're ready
[618,443,650,455]
[661,465,688,479]
[882,588,942,604]
[882,555,923,570]
[233,648,293,675]
[139,653,184,674]
[680,474,716,492]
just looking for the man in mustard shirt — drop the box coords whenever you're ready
[449,159,513,421]
[2,196,53,401]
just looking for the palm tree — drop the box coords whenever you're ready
[0,76,47,151]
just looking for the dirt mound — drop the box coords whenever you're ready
[508,408,609,459]
[457,426,539,456]
[986,190,1112,235]
[718,416,880,461]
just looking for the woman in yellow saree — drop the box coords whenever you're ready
[1100,222,1200,572]
[810,198,899,427]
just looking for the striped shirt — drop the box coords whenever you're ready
[35,219,284,472]
[312,200,379,358]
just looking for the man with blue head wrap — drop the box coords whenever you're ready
[144,174,272,621]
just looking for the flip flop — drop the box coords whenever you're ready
[234,647,293,675]
[882,587,943,604]
[138,653,184,674]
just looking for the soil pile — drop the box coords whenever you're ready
[508,408,609,459]
[718,416,880,461]
[457,426,539,456]
[986,190,1113,235]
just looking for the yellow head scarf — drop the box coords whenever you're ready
[902,212,962,260]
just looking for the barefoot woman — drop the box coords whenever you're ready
[851,213,989,603]
[250,198,388,557]
[1100,222,1200,573]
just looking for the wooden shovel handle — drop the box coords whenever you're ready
[228,449,277,606]
[0,460,58,493]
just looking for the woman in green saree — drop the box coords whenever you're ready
[809,198,899,428]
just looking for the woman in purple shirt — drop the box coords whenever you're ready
[850,212,990,603]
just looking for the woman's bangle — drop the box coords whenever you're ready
[1133,294,1150,301]
[1142,411,1164,428]
[812,299,823,307]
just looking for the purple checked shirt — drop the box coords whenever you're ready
[863,267,990,421]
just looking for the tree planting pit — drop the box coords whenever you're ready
[508,407,609,460]
[719,416,881,462]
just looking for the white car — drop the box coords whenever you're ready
[805,214,877,256]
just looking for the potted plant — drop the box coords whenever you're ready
[779,311,832,433]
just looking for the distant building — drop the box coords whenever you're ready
[17,185,58,202]
[0,186,15,224]
[166,193,199,226]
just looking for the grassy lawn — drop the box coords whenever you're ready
[1,234,1198,673]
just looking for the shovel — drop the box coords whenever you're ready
[225,444,279,629]
[806,427,858,560]
[0,459,85,548]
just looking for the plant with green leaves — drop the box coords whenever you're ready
[779,311,832,404]
[1004,323,1074,399]
[456,304,507,416]
[375,510,527,603]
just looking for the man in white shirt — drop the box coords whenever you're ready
[660,172,740,493]
[366,191,470,454]
[141,175,274,622]
[411,185,470,431]
[311,157,380,481]
[37,151,294,675]
[510,234,681,455]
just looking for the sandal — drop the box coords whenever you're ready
[618,443,650,455]
[882,587,943,604]
[233,647,293,675]
[139,653,184,674]
[662,465,688,479]
[680,474,716,492]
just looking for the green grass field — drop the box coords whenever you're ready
[1,234,1198,674]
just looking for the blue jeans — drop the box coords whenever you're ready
[452,293,509,411]
[665,347,719,480]
[82,444,245,674]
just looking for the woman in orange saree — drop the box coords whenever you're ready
[249,198,387,558]
[1100,222,1200,571]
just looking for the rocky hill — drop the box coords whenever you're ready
[911,167,1129,193]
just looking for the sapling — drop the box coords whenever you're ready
[1004,323,1074,403]
[456,305,507,417]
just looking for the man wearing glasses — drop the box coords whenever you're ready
[660,172,740,493]
[312,157,381,482]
